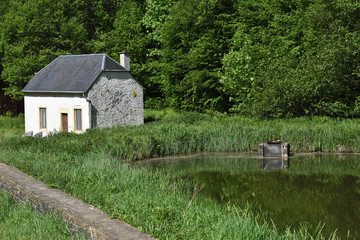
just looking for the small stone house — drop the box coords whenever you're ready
[22,53,143,136]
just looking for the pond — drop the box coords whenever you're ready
[137,153,360,239]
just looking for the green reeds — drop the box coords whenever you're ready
[2,114,360,162]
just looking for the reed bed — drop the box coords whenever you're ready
[2,114,360,162]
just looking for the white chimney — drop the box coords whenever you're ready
[119,50,130,70]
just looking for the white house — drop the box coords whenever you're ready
[22,53,144,136]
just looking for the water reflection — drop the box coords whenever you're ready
[137,153,360,239]
[258,158,290,170]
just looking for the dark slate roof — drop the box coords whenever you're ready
[23,54,128,93]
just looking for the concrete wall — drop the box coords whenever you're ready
[24,93,90,135]
[87,72,144,127]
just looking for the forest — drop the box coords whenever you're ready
[1,0,360,118]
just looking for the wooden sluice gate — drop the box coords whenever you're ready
[258,140,290,170]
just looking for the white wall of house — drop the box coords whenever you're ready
[24,94,90,136]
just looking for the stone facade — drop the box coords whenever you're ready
[88,72,144,128]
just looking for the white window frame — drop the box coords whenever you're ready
[74,108,83,132]
[39,107,47,130]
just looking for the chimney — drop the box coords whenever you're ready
[119,50,130,70]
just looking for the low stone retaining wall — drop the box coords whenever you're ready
[0,161,156,240]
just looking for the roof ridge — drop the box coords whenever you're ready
[59,53,105,58]
[101,54,106,71]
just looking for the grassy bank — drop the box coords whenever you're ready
[0,190,81,239]
[2,112,360,163]
[0,151,337,239]
[1,111,357,239]
[0,114,24,139]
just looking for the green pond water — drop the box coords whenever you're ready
[139,153,360,239]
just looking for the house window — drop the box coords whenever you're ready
[39,108,47,129]
[74,109,82,131]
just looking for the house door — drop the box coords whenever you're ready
[61,113,68,132]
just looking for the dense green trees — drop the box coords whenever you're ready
[0,0,359,117]
[155,0,237,111]
[0,0,86,98]
[222,0,360,117]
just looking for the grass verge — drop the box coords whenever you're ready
[0,190,82,239]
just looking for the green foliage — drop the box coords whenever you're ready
[0,0,87,98]
[110,0,156,99]
[222,0,360,117]
[157,0,236,111]
[0,0,360,116]
[0,151,337,240]
[140,0,176,105]
[0,190,82,239]
[0,114,24,138]
[3,112,360,163]
[2,114,359,238]
[0,0,127,99]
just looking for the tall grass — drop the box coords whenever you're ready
[0,111,357,239]
[0,114,24,138]
[0,190,82,239]
[2,114,360,162]
[0,113,24,129]
[0,151,336,239]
